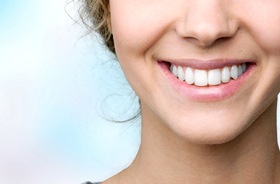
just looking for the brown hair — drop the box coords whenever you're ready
[79,0,141,122]
[81,0,115,53]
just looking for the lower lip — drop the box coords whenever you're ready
[158,61,256,102]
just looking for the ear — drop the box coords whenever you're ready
[106,2,112,33]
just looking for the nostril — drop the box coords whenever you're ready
[211,36,232,46]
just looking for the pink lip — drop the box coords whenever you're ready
[157,60,256,102]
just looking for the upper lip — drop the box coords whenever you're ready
[158,59,254,70]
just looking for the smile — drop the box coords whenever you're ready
[170,63,247,87]
[158,59,256,101]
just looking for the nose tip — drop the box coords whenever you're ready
[186,21,235,47]
[176,2,238,47]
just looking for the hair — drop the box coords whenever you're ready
[79,0,141,123]
[80,0,115,53]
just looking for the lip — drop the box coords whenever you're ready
[157,59,256,102]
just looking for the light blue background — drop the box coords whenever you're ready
[0,0,140,183]
[0,1,278,184]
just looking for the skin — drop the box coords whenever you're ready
[102,0,280,183]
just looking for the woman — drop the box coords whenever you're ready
[81,0,280,183]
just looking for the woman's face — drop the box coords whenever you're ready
[109,0,280,144]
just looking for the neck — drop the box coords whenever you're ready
[111,100,280,184]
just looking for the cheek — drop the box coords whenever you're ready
[249,13,280,91]
[110,1,178,55]
[251,20,280,54]
[241,1,280,53]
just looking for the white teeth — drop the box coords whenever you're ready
[171,65,178,77]
[185,67,194,84]
[177,66,185,81]
[194,69,208,86]
[230,65,238,80]
[238,65,243,76]
[170,65,173,73]
[170,63,247,87]
[208,69,221,85]
[242,63,246,72]
[221,67,230,83]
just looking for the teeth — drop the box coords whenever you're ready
[177,66,185,81]
[185,67,194,84]
[208,69,221,85]
[221,67,230,83]
[194,69,208,86]
[171,65,178,77]
[230,65,238,79]
[238,65,243,76]
[242,63,246,72]
[170,63,247,87]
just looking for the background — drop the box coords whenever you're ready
[0,0,279,184]
[0,0,140,183]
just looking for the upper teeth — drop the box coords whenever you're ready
[170,63,247,86]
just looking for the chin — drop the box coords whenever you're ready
[189,130,243,145]
[181,128,245,145]
[169,115,250,145]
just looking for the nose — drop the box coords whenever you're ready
[176,0,238,47]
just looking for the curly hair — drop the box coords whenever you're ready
[79,0,141,123]
[80,0,115,53]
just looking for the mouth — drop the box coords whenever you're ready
[157,59,256,101]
